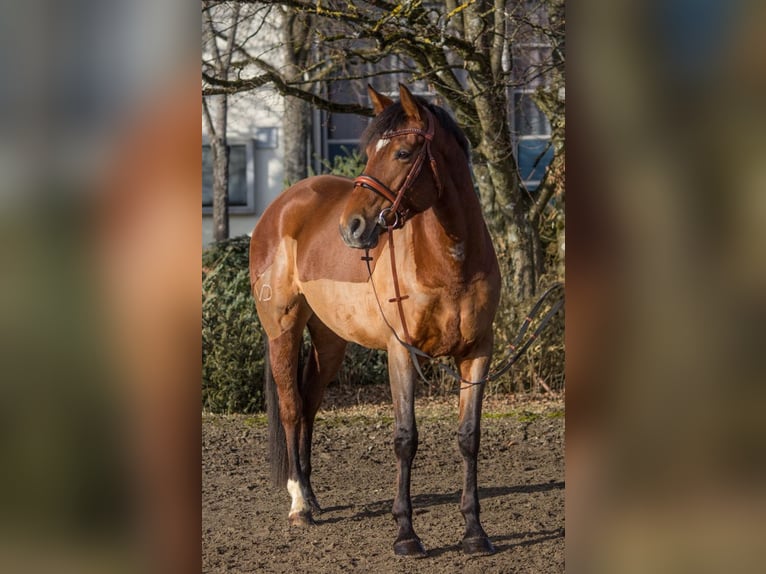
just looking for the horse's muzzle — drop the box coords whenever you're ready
[339,215,381,249]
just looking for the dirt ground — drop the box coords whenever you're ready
[202,387,564,573]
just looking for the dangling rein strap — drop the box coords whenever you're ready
[362,244,431,382]
[385,224,411,344]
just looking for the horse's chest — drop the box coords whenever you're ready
[408,288,482,356]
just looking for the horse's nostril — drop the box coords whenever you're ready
[349,215,366,239]
[340,214,380,248]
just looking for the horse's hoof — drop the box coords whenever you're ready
[394,537,427,557]
[288,510,315,527]
[462,536,496,555]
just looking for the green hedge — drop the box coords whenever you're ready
[202,236,265,413]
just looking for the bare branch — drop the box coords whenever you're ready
[202,71,374,116]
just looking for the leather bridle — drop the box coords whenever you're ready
[353,107,443,229]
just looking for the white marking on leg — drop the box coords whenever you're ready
[287,478,309,515]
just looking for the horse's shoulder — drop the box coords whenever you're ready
[249,175,353,280]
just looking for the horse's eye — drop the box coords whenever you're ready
[395,149,411,160]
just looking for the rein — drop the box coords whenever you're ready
[353,108,442,229]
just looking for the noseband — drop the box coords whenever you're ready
[353,108,443,229]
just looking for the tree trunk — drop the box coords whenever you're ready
[282,8,313,185]
[283,95,309,185]
[460,0,538,310]
[202,0,241,243]
[471,85,539,307]
[210,93,229,242]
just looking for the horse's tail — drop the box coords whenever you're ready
[264,338,288,488]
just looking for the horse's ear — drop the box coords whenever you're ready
[368,85,393,115]
[398,84,422,122]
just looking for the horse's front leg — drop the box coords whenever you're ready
[387,341,426,557]
[456,342,496,555]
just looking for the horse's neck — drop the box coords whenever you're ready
[411,163,490,282]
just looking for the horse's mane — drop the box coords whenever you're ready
[360,97,470,160]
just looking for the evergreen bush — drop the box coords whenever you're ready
[202,235,265,413]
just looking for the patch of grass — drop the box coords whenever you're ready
[242,414,268,427]
[316,414,394,428]
[483,408,564,422]
[483,412,520,420]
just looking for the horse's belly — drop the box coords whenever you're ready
[299,277,484,357]
[300,279,391,350]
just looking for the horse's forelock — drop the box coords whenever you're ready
[360,102,407,155]
[360,98,469,160]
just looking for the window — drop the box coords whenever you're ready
[324,112,369,166]
[314,79,372,169]
[202,142,256,214]
[316,69,440,171]
[512,90,554,191]
[511,34,556,192]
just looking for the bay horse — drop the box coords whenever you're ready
[249,84,500,556]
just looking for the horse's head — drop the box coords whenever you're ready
[339,84,442,249]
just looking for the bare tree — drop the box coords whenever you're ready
[281,7,316,184]
[203,0,565,318]
[202,0,245,242]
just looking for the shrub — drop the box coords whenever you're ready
[336,343,388,388]
[202,235,265,413]
[314,147,366,178]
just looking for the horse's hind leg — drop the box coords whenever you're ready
[298,314,347,512]
[266,308,317,527]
